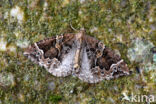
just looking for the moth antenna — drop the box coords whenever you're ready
[70,22,78,32]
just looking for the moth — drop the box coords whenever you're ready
[24,29,130,83]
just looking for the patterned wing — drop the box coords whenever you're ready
[75,35,130,83]
[24,33,77,77]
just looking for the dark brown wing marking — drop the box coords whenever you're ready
[24,31,130,83]
[81,35,130,82]
[24,33,77,77]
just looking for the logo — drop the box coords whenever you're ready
[122,92,155,103]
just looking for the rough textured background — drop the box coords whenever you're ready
[0,0,156,104]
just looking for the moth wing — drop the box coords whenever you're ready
[24,33,77,77]
[76,35,130,83]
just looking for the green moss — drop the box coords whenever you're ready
[49,94,62,103]
[0,0,155,103]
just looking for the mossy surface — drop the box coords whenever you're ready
[0,0,156,103]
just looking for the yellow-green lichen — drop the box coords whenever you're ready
[0,0,156,103]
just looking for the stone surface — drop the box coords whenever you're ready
[0,0,155,103]
[127,38,154,63]
[0,72,15,87]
